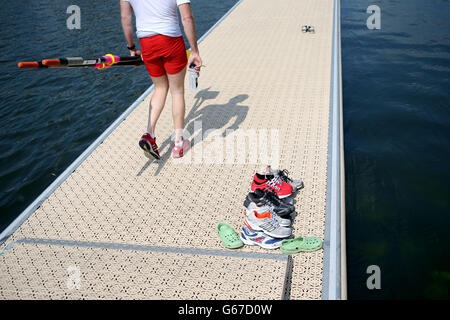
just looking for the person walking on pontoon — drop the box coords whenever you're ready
[120,0,202,158]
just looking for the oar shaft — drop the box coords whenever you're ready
[18,56,143,69]
[45,56,142,67]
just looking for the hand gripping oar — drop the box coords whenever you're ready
[18,54,143,69]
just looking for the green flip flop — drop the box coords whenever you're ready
[217,222,243,249]
[280,236,322,254]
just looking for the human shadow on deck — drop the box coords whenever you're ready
[137,87,249,176]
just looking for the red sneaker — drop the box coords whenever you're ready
[172,139,191,158]
[251,173,293,198]
[139,133,160,159]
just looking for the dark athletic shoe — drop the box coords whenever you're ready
[139,133,160,159]
[261,188,295,208]
[244,189,294,218]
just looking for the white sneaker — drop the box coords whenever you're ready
[246,202,291,227]
[240,226,284,249]
[244,209,292,239]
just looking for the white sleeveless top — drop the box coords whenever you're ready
[122,0,191,38]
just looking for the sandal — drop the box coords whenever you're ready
[217,222,244,249]
[280,236,322,254]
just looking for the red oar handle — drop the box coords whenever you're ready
[17,61,41,68]
[42,59,61,66]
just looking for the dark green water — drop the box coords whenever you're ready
[0,0,449,299]
[342,0,450,299]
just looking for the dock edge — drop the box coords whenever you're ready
[322,0,347,300]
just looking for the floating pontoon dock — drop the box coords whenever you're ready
[0,0,346,300]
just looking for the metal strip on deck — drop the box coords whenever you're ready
[0,0,344,300]
[322,0,346,300]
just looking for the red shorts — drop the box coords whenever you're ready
[139,35,187,77]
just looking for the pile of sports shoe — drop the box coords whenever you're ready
[240,166,304,250]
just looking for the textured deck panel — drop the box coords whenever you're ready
[0,242,287,299]
[0,0,333,299]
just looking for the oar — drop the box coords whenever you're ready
[19,52,205,69]
[18,54,143,69]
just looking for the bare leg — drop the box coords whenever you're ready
[147,74,169,134]
[167,66,187,143]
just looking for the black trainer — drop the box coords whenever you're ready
[262,188,295,207]
[244,188,294,218]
